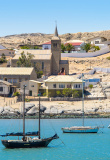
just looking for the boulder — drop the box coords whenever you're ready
[19,103,35,113]
[14,109,20,115]
[36,104,46,112]
[26,106,38,115]
[8,112,17,116]
[0,106,4,114]
[4,106,14,112]
[2,110,9,115]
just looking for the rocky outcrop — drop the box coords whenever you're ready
[1,30,110,49]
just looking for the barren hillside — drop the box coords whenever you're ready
[0,30,110,49]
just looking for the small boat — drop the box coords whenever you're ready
[62,126,99,133]
[1,85,59,148]
[108,124,110,128]
[62,74,99,133]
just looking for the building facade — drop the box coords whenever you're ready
[20,80,41,96]
[11,26,69,76]
[0,67,37,87]
[44,75,83,97]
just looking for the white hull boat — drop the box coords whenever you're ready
[61,74,99,134]
[62,126,99,133]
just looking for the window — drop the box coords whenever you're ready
[12,52,14,54]
[33,62,36,66]
[8,79,12,83]
[13,79,17,83]
[53,84,56,88]
[67,84,71,88]
[31,85,34,87]
[9,52,11,54]
[53,43,57,47]
[44,46,48,49]
[59,84,65,88]
[95,41,99,44]
[42,62,44,70]
[0,87,3,91]
[74,84,81,88]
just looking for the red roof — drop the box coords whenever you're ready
[42,41,51,45]
[65,42,82,46]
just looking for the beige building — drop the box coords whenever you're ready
[0,67,37,87]
[0,49,15,57]
[20,80,41,96]
[11,50,52,76]
[11,26,69,75]
[44,75,83,97]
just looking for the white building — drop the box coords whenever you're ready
[42,41,51,50]
[0,80,12,96]
[87,37,107,45]
[65,40,85,51]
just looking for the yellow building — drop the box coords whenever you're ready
[44,75,83,97]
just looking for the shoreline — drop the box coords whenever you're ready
[0,113,110,119]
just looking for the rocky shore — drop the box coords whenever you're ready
[0,100,110,119]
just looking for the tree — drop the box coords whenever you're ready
[56,91,62,97]
[0,53,7,63]
[92,45,100,51]
[66,43,74,53]
[13,92,20,97]
[72,89,80,98]
[17,51,34,67]
[62,88,72,97]
[81,43,91,52]
[36,70,43,78]
[20,46,30,49]
[61,44,66,53]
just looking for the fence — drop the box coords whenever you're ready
[17,96,107,102]
[1,96,17,107]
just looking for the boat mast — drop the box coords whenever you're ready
[38,95,41,139]
[23,85,26,141]
[82,73,84,126]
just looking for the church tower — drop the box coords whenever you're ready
[51,26,61,75]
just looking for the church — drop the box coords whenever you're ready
[11,26,69,76]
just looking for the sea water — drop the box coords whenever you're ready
[0,118,110,160]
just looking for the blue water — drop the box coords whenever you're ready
[0,118,110,160]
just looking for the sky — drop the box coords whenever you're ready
[0,0,110,37]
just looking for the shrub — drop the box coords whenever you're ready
[25,98,30,102]
[56,91,62,97]
[36,71,43,78]
[43,92,46,96]
[72,90,79,98]
[62,88,72,97]
[13,92,20,97]
[106,57,110,60]
[89,84,93,89]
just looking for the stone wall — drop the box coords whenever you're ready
[11,59,52,76]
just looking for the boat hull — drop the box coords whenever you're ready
[2,139,51,148]
[1,134,59,148]
[62,127,99,133]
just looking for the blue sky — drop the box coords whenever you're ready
[0,0,110,37]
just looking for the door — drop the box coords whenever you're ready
[29,90,32,96]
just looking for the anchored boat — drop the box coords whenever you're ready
[1,85,59,148]
[62,74,99,133]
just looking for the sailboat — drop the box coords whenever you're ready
[61,74,99,133]
[1,85,59,148]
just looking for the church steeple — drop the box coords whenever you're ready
[54,25,58,37]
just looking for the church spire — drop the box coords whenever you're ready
[54,25,58,37]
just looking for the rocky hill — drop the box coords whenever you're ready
[0,30,110,49]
